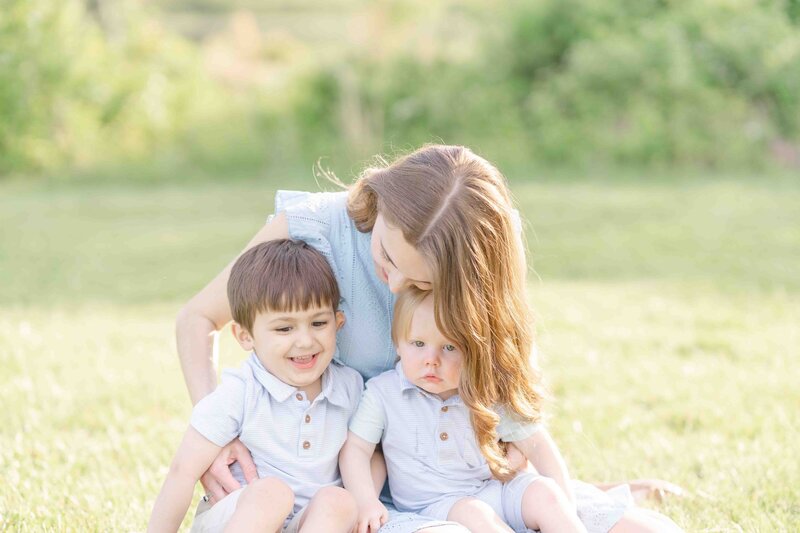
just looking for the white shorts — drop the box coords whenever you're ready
[190,487,307,533]
[419,472,540,532]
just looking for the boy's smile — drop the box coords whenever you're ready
[232,305,345,400]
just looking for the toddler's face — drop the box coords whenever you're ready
[396,295,462,400]
[234,305,343,395]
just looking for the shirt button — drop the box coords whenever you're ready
[441,406,448,412]
[295,393,303,401]
[439,432,448,441]
[305,415,311,423]
[303,440,311,449]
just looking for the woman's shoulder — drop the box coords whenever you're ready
[273,189,356,250]
[274,189,349,221]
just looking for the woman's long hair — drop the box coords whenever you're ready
[348,144,543,480]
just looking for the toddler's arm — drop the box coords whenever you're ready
[148,427,223,533]
[514,428,575,504]
[340,432,388,533]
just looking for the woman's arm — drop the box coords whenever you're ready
[148,427,222,533]
[513,428,575,504]
[176,212,289,405]
[340,432,388,533]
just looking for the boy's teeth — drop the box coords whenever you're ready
[292,355,313,361]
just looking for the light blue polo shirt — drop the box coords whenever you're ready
[348,362,541,514]
[191,354,363,517]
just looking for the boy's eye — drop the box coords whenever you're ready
[412,340,425,348]
[312,321,328,327]
[275,326,292,333]
[443,344,456,352]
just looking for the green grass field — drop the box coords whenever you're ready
[1,174,798,531]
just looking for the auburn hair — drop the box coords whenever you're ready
[348,145,543,480]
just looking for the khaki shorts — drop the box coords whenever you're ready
[190,487,306,533]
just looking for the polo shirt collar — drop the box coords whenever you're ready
[395,360,419,393]
[248,354,296,402]
[247,352,350,407]
[319,359,351,408]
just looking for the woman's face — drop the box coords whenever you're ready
[371,213,433,293]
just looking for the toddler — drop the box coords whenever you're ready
[340,288,586,533]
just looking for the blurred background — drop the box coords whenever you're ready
[1,0,799,530]
[4,0,800,179]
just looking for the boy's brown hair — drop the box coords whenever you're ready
[227,239,339,332]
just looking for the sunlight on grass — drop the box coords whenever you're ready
[1,175,798,530]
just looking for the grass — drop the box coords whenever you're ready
[1,172,798,531]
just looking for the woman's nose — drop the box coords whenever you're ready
[387,270,407,293]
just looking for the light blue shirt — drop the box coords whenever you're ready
[191,354,363,516]
[348,363,541,514]
[276,190,398,381]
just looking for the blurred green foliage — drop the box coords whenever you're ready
[3,0,800,178]
[294,0,800,168]
[0,0,216,174]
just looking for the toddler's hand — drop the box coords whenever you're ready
[356,497,388,533]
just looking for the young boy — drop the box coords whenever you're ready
[148,239,362,533]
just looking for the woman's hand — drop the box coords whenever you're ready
[356,497,389,533]
[199,438,258,504]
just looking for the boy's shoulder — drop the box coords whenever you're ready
[325,359,364,410]
[364,367,401,392]
[328,359,363,388]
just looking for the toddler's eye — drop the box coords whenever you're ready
[312,321,328,327]
[275,326,292,333]
[443,344,456,352]
[412,340,425,348]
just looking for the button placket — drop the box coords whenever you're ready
[437,401,455,463]
[298,404,324,458]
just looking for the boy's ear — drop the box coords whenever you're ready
[335,310,346,330]
[231,322,255,351]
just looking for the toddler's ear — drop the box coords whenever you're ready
[335,310,346,331]
[231,322,255,351]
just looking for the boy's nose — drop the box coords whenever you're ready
[294,329,314,347]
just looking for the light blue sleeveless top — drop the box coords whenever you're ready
[275,190,398,381]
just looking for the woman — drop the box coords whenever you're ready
[176,145,680,532]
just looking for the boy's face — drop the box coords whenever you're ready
[233,304,344,396]
[396,295,463,400]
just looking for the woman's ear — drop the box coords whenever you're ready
[231,322,255,351]
[335,310,346,330]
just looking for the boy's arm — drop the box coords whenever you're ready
[340,432,387,533]
[513,428,575,503]
[148,427,223,533]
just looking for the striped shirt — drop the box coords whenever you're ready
[349,362,541,513]
[191,354,363,516]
